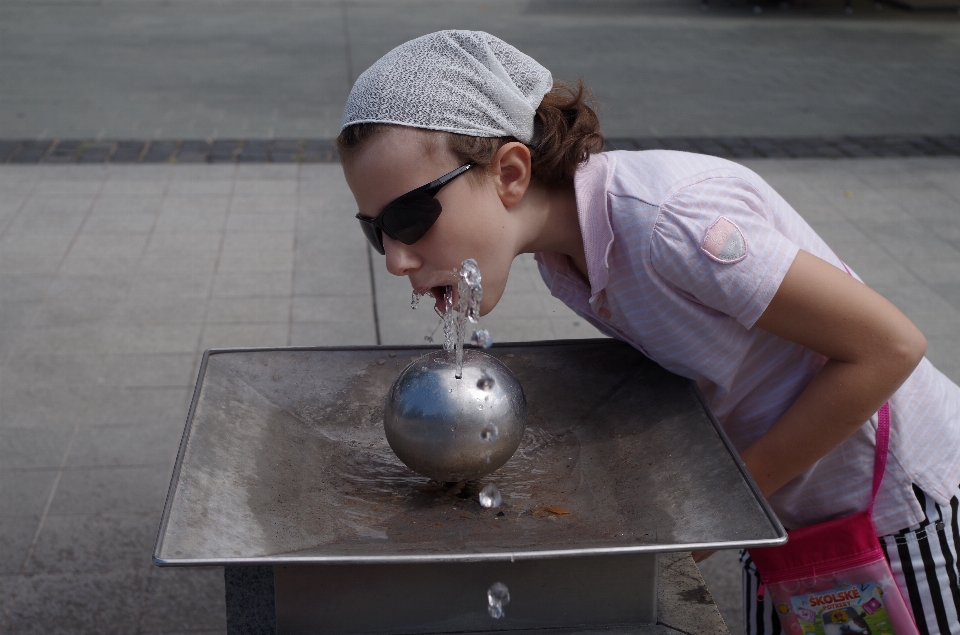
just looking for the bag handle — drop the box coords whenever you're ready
[836,256,890,519]
[869,402,890,517]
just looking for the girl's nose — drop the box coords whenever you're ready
[383,236,421,277]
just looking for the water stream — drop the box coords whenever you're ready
[411,258,493,378]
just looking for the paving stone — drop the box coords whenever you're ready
[236,140,271,163]
[289,320,377,346]
[205,296,291,324]
[48,466,171,516]
[166,179,233,197]
[0,274,53,301]
[0,383,92,430]
[656,137,700,153]
[9,142,52,164]
[42,141,82,165]
[112,295,208,326]
[0,428,74,469]
[604,138,639,151]
[885,138,927,157]
[291,295,373,323]
[65,421,184,468]
[94,353,198,389]
[929,282,960,312]
[0,516,39,575]
[142,142,179,164]
[3,568,149,635]
[209,140,241,163]
[177,140,211,164]
[25,514,158,574]
[83,210,157,234]
[211,271,293,298]
[138,567,227,634]
[0,140,21,163]
[78,387,191,429]
[1,352,109,387]
[232,181,298,197]
[77,142,116,164]
[935,137,960,154]
[0,574,17,619]
[0,299,39,333]
[111,141,146,163]
[106,324,204,355]
[271,140,302,163]
[0,471,59,519]
[100,179,169,198]
[301,139,336,163]
[697,139,735,159]
[198,323,290,350]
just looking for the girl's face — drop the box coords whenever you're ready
[343,127,521,316]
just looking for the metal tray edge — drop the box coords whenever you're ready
[153,536,787,567]
[688,383,787,544]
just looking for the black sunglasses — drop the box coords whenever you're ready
[356,163,474,255]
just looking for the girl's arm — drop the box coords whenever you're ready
[742,249,927,498]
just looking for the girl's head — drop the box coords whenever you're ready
[337,31,603,315]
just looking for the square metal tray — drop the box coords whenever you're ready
[154,339,785,566]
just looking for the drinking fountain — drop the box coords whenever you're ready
[154,339,785,635]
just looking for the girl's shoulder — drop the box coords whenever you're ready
[602,150,772,210]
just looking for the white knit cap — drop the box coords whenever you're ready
[341,30,553,145]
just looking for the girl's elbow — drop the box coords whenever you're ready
[892,326,927,376]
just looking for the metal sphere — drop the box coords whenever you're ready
[384,350,527,482]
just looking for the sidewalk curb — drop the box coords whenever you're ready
[3,136,959,165]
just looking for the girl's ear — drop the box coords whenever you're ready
[491,142,532,208]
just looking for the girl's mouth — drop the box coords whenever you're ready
[431,286,448,314]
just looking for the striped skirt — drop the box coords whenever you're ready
[740,485,960,635]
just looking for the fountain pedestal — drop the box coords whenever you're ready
[154,340,785,635]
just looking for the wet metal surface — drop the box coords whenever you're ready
[384,349,527,483]
[154,339,785,566]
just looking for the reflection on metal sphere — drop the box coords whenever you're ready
[384,350,527,482]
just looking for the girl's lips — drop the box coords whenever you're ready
[414,285,457,315]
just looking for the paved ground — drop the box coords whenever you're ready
[2,0,960,141]
[2,158,959,633]
[2,0,960,632]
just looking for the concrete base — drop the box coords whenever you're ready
[224,553,728,635]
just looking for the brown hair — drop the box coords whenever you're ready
[335,80,604,187]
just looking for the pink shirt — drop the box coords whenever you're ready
[536,150,960,535]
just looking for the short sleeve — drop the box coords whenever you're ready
[650,176,799,328]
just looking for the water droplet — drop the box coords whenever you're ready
[476,372,495,390]
[480,423,498,442]
[487,582,510,619]
[410,290,421,310]
[479,483,502,508]
[459,259,483,324]
[471,329,493,349]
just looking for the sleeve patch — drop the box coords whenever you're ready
[700,216,747,264]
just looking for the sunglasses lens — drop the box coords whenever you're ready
[358,219,385,254]
[382,196,442,245]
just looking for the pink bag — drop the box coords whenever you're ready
[748,404,920,635]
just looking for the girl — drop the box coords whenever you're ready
[336,30,960,635]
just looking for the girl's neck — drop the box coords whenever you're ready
[516,179,589,283]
